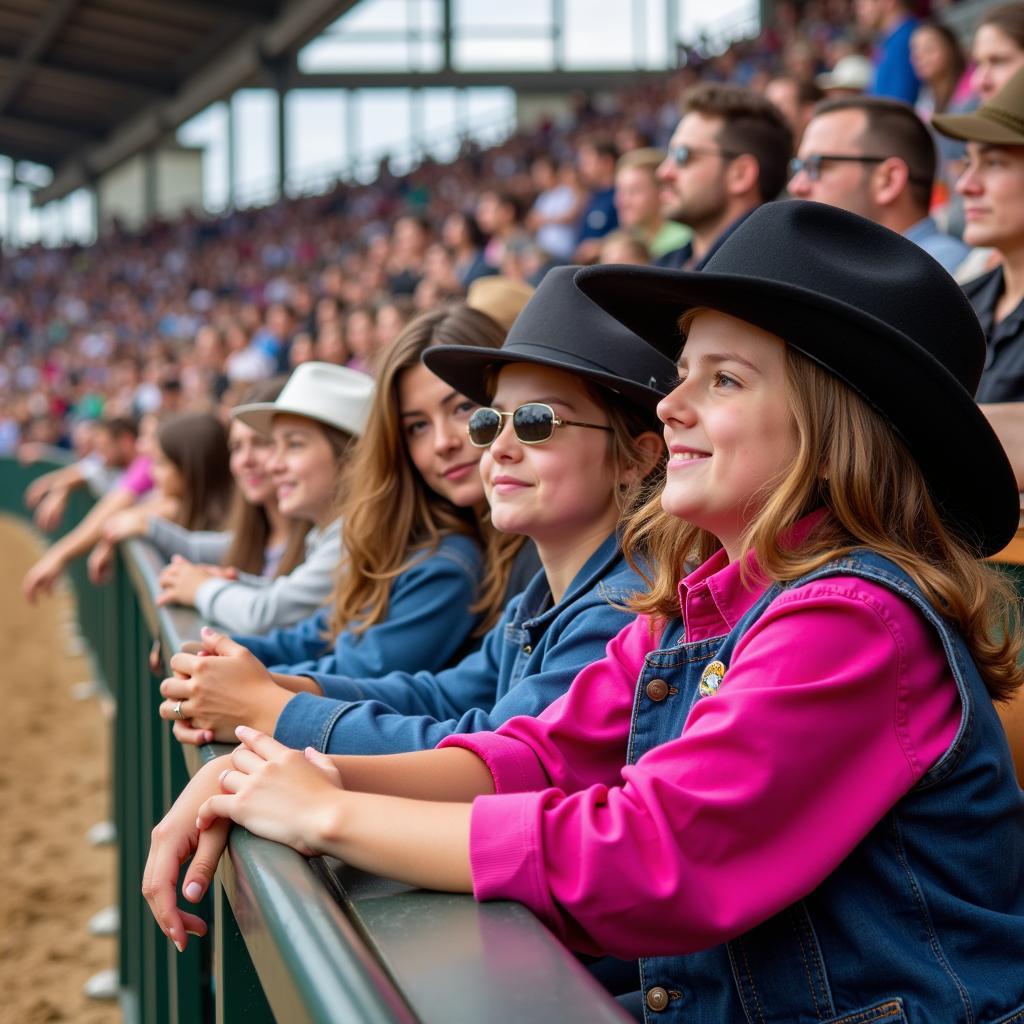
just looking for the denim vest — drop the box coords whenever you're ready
[629,550,1024,1024]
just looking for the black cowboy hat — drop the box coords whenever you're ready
[423,265,678,414]
[574,200,1018,556]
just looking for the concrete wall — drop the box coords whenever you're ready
[97,145,203,232]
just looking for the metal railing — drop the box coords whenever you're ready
[1,456,629,1024]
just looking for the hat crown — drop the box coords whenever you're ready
[233,360,375,437]
[980,63,1024,131]
[504,266,677,392]
[699,201,985,391]
[422,265,679,413]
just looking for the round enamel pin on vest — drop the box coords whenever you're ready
[698,660,726,697]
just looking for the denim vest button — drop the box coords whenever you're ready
[646,986,670,1012]
[646,678,669,702]
[522,644,532,655]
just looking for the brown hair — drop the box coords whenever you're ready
[978,3,1024,51]
[623,333,1023,702]
[223,378,312,576]
[811,95,937,210]
[683,82,794,203]
[913,21,968,112]
[156,412,232,532]
[328,304,518,637]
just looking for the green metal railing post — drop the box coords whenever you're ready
[214,868,276,1024]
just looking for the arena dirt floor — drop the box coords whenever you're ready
[0,515,120,1024]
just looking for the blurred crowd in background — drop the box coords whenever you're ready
[1,0,1018,456]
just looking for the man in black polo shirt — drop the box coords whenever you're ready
[934,67,1024,403]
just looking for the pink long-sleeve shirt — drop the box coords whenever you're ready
[438,545,960,958]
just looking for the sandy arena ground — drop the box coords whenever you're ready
[0,515,120,1024]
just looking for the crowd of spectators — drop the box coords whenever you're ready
[2,0,1023,460]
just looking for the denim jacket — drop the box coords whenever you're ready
[234,532,482,681]
[274,532,645,754]
[630,550,1024,1023]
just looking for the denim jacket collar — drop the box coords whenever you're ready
[516,532,622,636]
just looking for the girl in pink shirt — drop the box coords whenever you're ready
[167,204,1024,1022]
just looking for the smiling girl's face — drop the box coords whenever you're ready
[398,362,484,508]
[479,363,622,547]
[267,414,342,525]
[657,309,798,560]
[228,419,277,506]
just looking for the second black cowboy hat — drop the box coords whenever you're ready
[423,265,678,414]
[574,199,1018,555]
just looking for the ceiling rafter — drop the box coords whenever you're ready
[0,0,82,116]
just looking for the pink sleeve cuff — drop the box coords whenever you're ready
[469,790,560,929]
[437,731,552,794]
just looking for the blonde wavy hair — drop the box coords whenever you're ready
[624,333,1023,702]
[328,305,522,638]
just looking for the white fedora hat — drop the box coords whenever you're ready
[232,362,375,438]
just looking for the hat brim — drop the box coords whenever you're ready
[932,110,1024,145]
[575,264,1019,556]
[423,343,668,415]
[230,401,279,437]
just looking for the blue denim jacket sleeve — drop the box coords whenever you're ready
[233,607,332,666]
[272,533,482,680]
[273,580,637,755]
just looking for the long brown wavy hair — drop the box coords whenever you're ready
[223,378,312,576]
[624,337,1023,702]
[328,304,521,637]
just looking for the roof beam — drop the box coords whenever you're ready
[290,69,667,91]
[34,0,355,206]
[0,0,82,116]
[165,0,281,17]
[0,55,172,100]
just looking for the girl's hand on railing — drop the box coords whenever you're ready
[87,540,116,585]
[156,556,219,608]
[142,754,233,953]
[33,487,68,532]
[102,507,149,544]
[195,726,343,857]
[159,627,293,743]
[22,549,65,603]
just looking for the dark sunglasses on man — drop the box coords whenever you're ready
[467,402,611,448]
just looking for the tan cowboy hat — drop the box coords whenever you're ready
[466,276,535,332]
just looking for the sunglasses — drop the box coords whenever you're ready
[467,403,612,447]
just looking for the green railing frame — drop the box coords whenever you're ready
[1,456,630,1024]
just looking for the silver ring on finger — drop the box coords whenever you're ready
[174,700,186,721]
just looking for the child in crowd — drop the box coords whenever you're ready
[148,203,1024,1021]
[102,365,372,634]
[23,411,230,600]
[158,305,521,745]
[138,268,671,775]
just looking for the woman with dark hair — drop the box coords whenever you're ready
[442,210,496,288]
[912,20,971,119]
